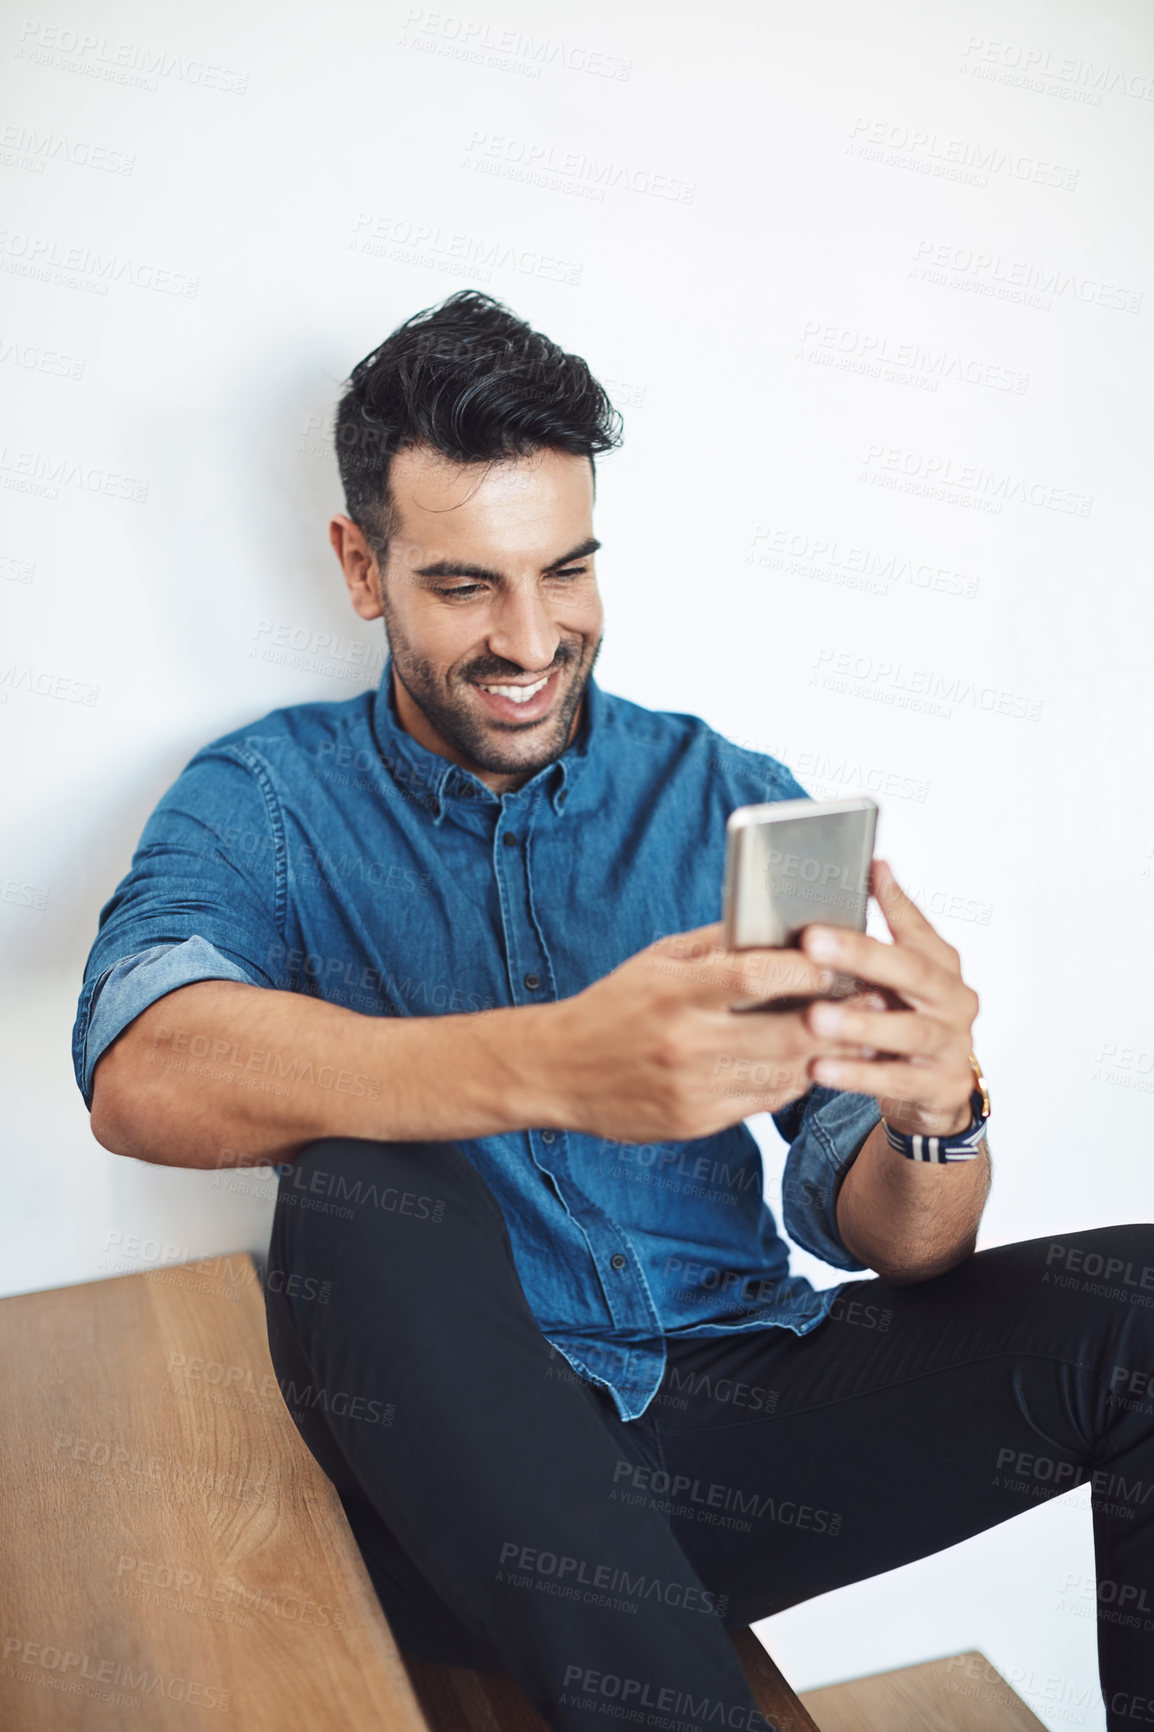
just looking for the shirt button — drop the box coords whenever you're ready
[541,1130,556,1144]
[610,1253,627,1272]
[502,833,517,847]
[524,973,541,991]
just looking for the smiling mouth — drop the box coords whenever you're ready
[466,664,563,721]
[477,674,551,705]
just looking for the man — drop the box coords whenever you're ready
[76,292,1153,1732]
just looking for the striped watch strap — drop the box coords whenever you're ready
[882,1112,987,1163]
[882,1053,989,1164]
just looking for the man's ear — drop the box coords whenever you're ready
[329,515,384,621]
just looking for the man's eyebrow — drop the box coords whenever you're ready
[545,536,601,570]
[412,537,601,582]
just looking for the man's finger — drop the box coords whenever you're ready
[648,925,847,1006]
[806,1054,952,1106]
[651,921,726,960]
[869,858,960,965]
[710,997,884,1064]
[806,1003,951,1060]
[799,921,956,1008]
[648,943,839,1008]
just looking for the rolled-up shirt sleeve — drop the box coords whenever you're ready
[72,742,289,1111]
[773,1084,880,1272]
[76,938,266,1111]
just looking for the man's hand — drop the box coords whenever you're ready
[546,923,880,1144]
[799,858,981,1139]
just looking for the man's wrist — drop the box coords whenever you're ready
[940,1099,977,1136]
[466,999,579,1135]
[882,1098,973,1139]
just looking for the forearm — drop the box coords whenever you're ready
[835,1116,991,1282]
[90,979,566,1170]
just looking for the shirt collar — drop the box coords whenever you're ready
[370,653,600,825]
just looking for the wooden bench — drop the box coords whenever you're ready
[0,1255,1048,1730]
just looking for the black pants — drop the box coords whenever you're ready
[264,1137,1154,1732]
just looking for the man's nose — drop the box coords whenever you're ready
[485,584,561,672]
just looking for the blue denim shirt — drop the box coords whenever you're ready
[72,658,877,1419]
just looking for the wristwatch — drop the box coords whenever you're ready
[882,1051,991,1164]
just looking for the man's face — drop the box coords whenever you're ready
[338,443,603,791]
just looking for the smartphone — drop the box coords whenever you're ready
[722,795,878,1010]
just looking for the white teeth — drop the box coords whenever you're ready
[480,676,549,704]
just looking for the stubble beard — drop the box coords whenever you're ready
[380,595,602,778]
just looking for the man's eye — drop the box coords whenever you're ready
[433,565,588,599]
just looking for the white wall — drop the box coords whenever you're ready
[3,0,1152,1723]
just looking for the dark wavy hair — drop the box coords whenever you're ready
[333,290,623,560]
